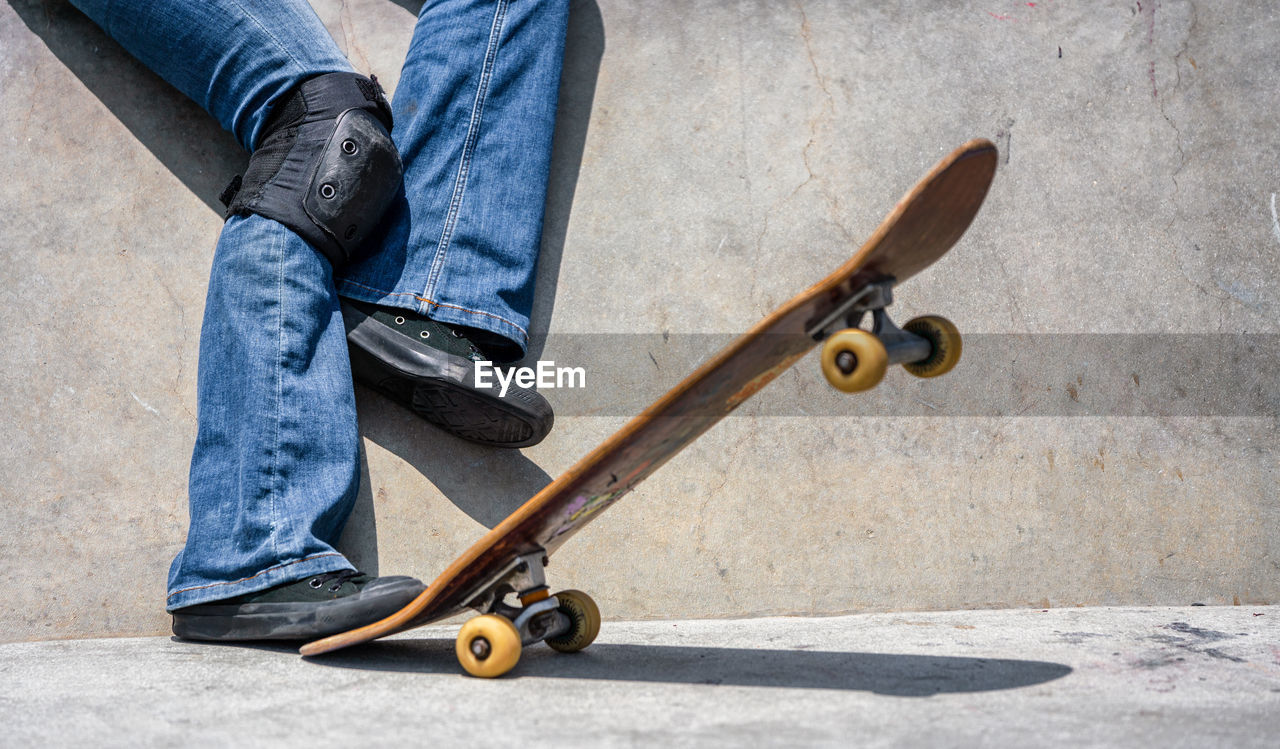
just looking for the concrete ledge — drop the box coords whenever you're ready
[2,607,1277,746]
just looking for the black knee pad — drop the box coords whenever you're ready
[220,72,403,268]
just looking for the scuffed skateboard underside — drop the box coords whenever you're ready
[301,139,997,657]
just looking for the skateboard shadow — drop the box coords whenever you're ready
[307,639,1073,695]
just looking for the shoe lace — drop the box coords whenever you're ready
[309,569,363,593]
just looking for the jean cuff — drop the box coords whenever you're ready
[165,552,355,611]
[336,283,530,359]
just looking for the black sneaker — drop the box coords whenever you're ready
[341,299,554,448]
[171,570,424,641]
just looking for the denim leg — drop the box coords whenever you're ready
[69,0,353,148]
[166,216,360,610]
[67,1,367,606]
[338,0,570,357]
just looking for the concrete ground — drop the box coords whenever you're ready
[2,607,1277,747]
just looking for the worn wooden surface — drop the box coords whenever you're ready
[300,140,998,656]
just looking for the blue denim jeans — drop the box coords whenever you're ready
[70,0,568,609]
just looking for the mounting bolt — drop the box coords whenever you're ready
[470,637,491,660]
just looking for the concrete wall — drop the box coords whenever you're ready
[2,0,1275,643]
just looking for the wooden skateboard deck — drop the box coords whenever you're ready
[301,139,998,666]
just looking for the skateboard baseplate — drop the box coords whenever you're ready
[300,139,999,676]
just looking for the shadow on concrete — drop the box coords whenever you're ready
[14,0,602,546]
[353,391,554,529]
[346,0,603,535]
[168,637,300,655]
[308,639,1075,695]
[10,0,247,214]
[335,441,382,576]
[524,0,606,361]
[385,0,426,14]
[10,0,605,241]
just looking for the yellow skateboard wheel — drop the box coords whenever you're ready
[456,614,522,678]
[820,329,888,392]
[546,589,601,653]
[902,316,962,378]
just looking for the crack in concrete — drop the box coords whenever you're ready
[21,61,44,135]
[1172,243,1229,313]
[1156,4,1234,316]
[336,0,372,75]
[746,3,866,317]
[748,1,858,315]
[137,255,193,421]
[691,427,754,604]
[1157,1,1196,205]
[733,0,765,316]
[697,429,754,609]
[991,247,1027,326]
[794,1,833,200]
[795,3,857,252]
[1137,1,1192,210]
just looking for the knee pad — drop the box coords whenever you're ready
[220,72,404,268]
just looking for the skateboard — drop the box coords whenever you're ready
[300,139,999,676]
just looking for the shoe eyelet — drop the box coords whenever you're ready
[329,584,342,592]
[309,578,322,588]
[419,331,430,339]
[450,329,465,338]
[394,316,406,325]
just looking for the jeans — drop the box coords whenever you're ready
[69,0,569,609]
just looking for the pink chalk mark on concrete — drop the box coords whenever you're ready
[985,0,1054,25]
[986,1,1051,24]
[1138,0,1160,99]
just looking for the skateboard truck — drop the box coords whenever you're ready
[461,550,569,645]
[451,549,603,677]
[807,280,963,392]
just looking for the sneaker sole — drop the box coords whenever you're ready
[172,578,424,641]
[342,302,554,448]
